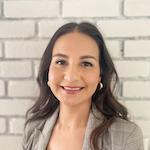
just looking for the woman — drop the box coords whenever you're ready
[22,22,144,150]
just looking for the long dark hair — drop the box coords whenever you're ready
[25,22,128,150]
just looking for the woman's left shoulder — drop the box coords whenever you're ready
[108,117,144,150]
[110,117,142,134]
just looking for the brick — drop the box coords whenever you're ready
[124,40,150,57]
[9,118,25,134]
[125,100,150,119]
[105,40,121,58]
[143,138,150,150]
[0,80,5,96]
[0,135,22,150]
[114,61,149,77]
[0,4,1,15]
[62,0,120,17]
[123,81,150,98]
[0,43,2,57]
[5,40,48,58]
[124,0,150,16]
[0,61,32,78]
[135,120,150,137]
[0,21,34,38]
[4,1,59,18]
[0,118,6,133]
[38,20,67,38]
[97,20,150,37]
[8,80,39,97]
[0,99,34,116]
[34,60,40,78]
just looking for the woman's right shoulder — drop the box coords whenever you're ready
[22,113,46,150]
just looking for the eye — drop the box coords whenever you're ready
[55,59,67,65]
[81,61,93,67]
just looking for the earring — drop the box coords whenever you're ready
[47,81,50,86]
[99,82,103,90]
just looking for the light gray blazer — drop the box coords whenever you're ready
[22,107,144,150]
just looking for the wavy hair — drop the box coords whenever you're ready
[25,22,128,150]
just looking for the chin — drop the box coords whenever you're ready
[59,98,91,108]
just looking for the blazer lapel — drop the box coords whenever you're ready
[36,108,59,150]
[82,106,103,150]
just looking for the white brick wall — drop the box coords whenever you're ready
[114,60,150,77]
[62,0,120,17]
[0,136,22,150]
[106,40,121,58]
[5,40,48,58]
[0,2,2,17]
[9,118,25,134]
[0,0,150,150]
[0,21,34,38]
[125,100,150,119]
[0,99,34,116]
[97,20,150,37]
[4,1,59,18]
[38,20,68,38]
[0,61,32,78]
[144,138,150,150]
[124,40,150,57]
[8,80,39,97]
[34,60,40,78]
[123,81,150,98]
[0,80,5,96]
[0,43,2,57]
[124,0,150,16]
[0,118,6,133]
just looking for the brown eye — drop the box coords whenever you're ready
[81,61,93,67]
[55,59,66,65]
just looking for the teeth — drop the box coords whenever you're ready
[63,87,82,91]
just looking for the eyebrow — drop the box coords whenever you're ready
[52,53,97,60]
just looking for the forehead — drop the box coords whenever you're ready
[52,32,99,58]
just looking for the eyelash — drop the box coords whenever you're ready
[81,61,93,67]
[55,60,66,65]
[55,60,93,67]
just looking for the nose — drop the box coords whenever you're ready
[64,65,80,82]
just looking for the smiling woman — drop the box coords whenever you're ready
[48,32,100,107]
[22,22,144,150]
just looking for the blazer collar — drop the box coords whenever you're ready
[35,104,103,150]
[37,108,59,150]
[82,105,103,149]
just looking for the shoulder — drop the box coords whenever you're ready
[22,108,59,150]
[110,117,141,134]
[24,112,46,138]
[22,114,46,150]
[108,118,144,149]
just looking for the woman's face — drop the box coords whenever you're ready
[48,32,100,107]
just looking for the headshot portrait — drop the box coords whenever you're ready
[0,0,149,150]
[22,22,144,150]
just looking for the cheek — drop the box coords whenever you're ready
[86,72,100,87]
[48,67,62,84]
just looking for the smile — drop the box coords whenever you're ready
[60,86,84,94]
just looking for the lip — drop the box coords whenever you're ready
[60,85,84,94]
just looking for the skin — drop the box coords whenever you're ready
[47,31,101,150]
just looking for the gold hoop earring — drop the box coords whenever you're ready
[99,82,103,90]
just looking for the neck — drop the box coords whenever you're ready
[56,101,91,130]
